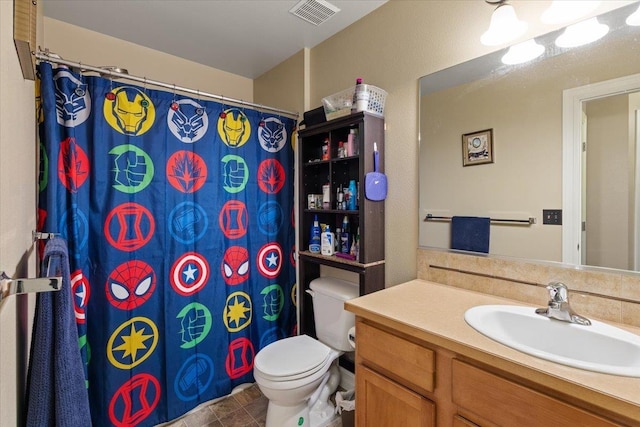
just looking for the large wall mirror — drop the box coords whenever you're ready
[419,2,640,272]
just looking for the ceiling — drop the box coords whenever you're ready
[43,0,388,79]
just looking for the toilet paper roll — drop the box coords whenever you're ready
[347,326,356,349]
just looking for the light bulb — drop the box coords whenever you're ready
[481,3,528,46]
[555,17,609,48]
[501,39,545,65]
[541,1,601,25]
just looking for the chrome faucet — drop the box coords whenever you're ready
[535,282,591,326]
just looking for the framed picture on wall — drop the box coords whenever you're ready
[462,129,494,166]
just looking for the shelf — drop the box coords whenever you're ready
[303,209,359,215]
[299,250,385,271]
[304,156,358,166]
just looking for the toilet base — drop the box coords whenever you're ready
[264,363,341,427]
[265,401,311,427]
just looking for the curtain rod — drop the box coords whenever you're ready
[35,50,299,119]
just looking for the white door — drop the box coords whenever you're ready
[581,110,588,265]
[635,110,640,269]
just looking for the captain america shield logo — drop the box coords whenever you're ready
[256,242,283,279]
[71,270,90,324]
[170,252,210,296]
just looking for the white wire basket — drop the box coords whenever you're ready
[322,85,387,120]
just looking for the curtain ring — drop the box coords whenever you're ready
[74,62,85,97]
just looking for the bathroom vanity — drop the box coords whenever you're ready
[345,280,640,427]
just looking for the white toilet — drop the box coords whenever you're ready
[253,277,358,427]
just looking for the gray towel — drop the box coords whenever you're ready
[25,237,91,426]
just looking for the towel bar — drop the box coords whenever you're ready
[32,230,61,241]
[424,214,536,225]
[0,271,62,304]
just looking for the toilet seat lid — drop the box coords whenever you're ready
[254,335,332,380]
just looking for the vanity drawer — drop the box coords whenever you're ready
[452,360,621,427]
[357,320,435,394]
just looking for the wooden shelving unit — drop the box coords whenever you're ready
[297,111,386,338]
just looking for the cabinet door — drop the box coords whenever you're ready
[452,360,622,427]
[357,365,435,427]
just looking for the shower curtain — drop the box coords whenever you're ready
[36,62,297,426]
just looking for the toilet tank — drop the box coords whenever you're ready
[310,277,359,351]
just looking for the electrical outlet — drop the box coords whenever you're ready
[543,209,562,225]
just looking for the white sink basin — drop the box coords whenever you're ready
[464,305,640,377]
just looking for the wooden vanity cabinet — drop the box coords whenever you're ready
[357,365,435,427]
[356,320,436,427]
[354,318,633,427]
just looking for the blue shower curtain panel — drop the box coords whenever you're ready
[37,62,297,426]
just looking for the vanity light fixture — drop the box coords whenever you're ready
[541,0,600,25]
[501,39,545,65]
[481,0,527,46]
[626,3,640,26]
[555,17,609,48]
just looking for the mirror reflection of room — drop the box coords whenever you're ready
[419,3,640,271]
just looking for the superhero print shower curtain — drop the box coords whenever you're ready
[36,62,297,426]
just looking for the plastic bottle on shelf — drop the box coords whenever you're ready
[340,215,350,254]
[348,180,357,210]
[321,225,335,256]
[309,215,321,253]
[322,182,330,209]
[322,138,329,160]
[351,78,369,113]
[347,129,356,156]
[335,227,342,253]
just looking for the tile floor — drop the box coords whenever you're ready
[160,383,343,427]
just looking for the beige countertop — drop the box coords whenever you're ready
[345,279,640,423]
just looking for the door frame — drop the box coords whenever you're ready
[562,73,640,265]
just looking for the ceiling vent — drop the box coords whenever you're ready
[289,0,340,26]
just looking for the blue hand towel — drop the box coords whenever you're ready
[451,216,490,254]
[25,237,91,427]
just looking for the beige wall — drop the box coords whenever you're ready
[254,48,306,119]
[43,17,254,101]
[420,73,563,261]
[0,1,39,424]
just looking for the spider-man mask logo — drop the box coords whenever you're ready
[106,260,156,310]
[221,246,249,285]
